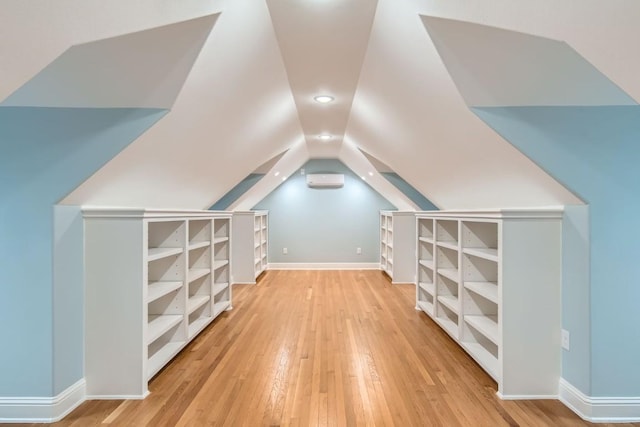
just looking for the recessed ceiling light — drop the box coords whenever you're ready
[368,171,374,176]
[361,176,366,181]
[314,95,334,104]
[282,176,287,181]
[274,171,280,177]
[318,134,332,141]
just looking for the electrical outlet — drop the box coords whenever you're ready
[283,247,288,255]
[561,329,570,350]
[356,247,362,255]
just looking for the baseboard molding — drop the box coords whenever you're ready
[0,379,86,423]
[559,378,640,423]
[268,262,380,270]
[497,392,558,400]
[232,281,257,285]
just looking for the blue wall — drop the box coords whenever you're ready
[381,172,438,210]
[0,107,166,396]
[210,173,265,210]
[253,159,395,263]
[473,105,640,397]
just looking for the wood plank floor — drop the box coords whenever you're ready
[24,270,638,426]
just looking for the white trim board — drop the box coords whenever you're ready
[268,263,380,270]
[559,378,640,423]
[0,379,86,423]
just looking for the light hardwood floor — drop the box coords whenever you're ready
[27,270,639,426]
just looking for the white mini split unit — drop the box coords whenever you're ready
[306,173,344,188]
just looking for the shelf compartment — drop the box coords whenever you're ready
[418,281,435,297]
[464,281,498,304]
[147,314,183,345]
[419,259,434,270]
[462,253,497,288]
[436,241,458,251]
[418,218,434,241]
[418,261,434,288]
[437,295,459,314]
[462,221,498,259]
[213,300,230,317]
[417,280,435,317]
[188,241,210,251]
[188,268,210,283]
[463,247,498,262]
[417,300,433,315]
[188,317,212,339]
[147,281,182,304]
[214,240,229,262]
[213,282,228,296]
[436,245,458,284]
[464,315,499,345]
[147,247,183,262]
[435,219,458,244]
[418,238,434,263]
[148,253,185,283]
[461,341,499,381]
[437,268,459,283]
[213,259,229,270]
[187,295,210,315]
[147,341,183,380]
[435,315,458,340]
[214,218,230,239]
[188,219,212,247]
[148,221,186,259]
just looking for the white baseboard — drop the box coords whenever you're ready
[232,281,257,285]
[0,379,86,423]
[267,262,380,270]
[497,392,558,400]
[559,378,640,423]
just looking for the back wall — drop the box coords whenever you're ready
[254,159,396,264]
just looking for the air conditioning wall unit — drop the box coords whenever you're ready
[306,173,344,188]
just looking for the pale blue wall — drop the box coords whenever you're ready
[381,172,438,210]
[253,159,396,263]
[0,107,166,396]
[473,105,640,397]
[210,173,264,210]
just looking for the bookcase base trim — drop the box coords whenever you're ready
[268,263,379,270]
[559,378,640,423]
[85,392,149,400]
[232,281,257,285]
[496,392,557,400]
[0,379,86,423]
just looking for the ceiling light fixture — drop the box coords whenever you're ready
[274,171,280,177]
[282,176,287,181]
[368,171,374,176]
[318,134,332,141]
[314,95,334,104]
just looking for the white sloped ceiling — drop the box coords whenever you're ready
[4,0,640,210]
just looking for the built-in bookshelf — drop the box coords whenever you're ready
[231,211,268,284]
[84,208,232,398]
[415,209,562,399]
[380,211,416,283]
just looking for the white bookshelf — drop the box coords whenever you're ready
[83,208,232,398]
[379,211,416,283]
[231,211,268,284]
[415,209,562,399]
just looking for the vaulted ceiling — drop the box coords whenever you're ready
[2,0,638,210]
